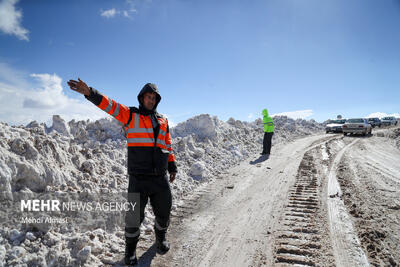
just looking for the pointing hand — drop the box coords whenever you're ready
[67,78,91,96]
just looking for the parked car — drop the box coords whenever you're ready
[381,116,398,126]
[342,118,372,136]
[326,119,347,133]
[367,118,382,128]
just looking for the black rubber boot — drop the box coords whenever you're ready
[124,237,138,266]
[155,228,170,254]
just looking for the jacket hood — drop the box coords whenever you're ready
[262,108,269,117]
[137,83,161,112]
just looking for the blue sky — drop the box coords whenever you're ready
[0,0,399,126]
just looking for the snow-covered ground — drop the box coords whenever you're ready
[336,128,400,266]
[0,114,324,266]
[149,126,400,267]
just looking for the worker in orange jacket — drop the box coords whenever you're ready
[68,78,177,266]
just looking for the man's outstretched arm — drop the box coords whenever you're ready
[68,78,131,125]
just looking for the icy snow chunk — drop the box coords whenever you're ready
[10,138,26,155]
[9,229,22,242]
[172,114,218,140]
[10,127,30,138]
[24,142,39,160]
[189,162,206,179]
[77,246,91,262]
[51,115,71,136]
[44,165,65,187]
[83,118,124,142]
[25,232,36,241]
[8,246,26,260]
[92,228,105,237]
[186,136,205,158]
[227,117,245,129]
[72,127,88,142]
[15,162,46,192]
[174,137,187,153]
[71,155,82,168]
[111,164,124,174]
[43,232,59,247]
[81,160,95,174]
[25,120,40,128]
[88,237,103,255]
[10,138,39,160]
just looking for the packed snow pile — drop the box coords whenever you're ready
[171,114,324,182]
[0,114,323,266]
[375,126,400,149]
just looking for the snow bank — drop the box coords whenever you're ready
[0,113,323,266]
[376,127,400,149]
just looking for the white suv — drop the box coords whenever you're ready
[326,119,346,133]
[381,116,398,126]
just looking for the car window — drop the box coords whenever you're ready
[331,120,345,124]
[347,119,363,123]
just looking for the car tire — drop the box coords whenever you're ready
[343,132,347,136]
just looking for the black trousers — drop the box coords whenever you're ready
[125,173,172,240]
[262,132,274,154]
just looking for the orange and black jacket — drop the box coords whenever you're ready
[85,83,177,175]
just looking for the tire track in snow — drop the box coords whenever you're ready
[273,136,361,266]
[149,134,339,267]
[274,150,328,266]
[327,138,370,267]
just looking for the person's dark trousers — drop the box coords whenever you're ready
[262,132,274,154]
[125,173,172,243]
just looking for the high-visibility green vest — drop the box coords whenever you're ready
[262,108,274,132]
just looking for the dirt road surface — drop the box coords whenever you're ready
[131,127,400,267]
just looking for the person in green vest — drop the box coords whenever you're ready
[262,108,274,156]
